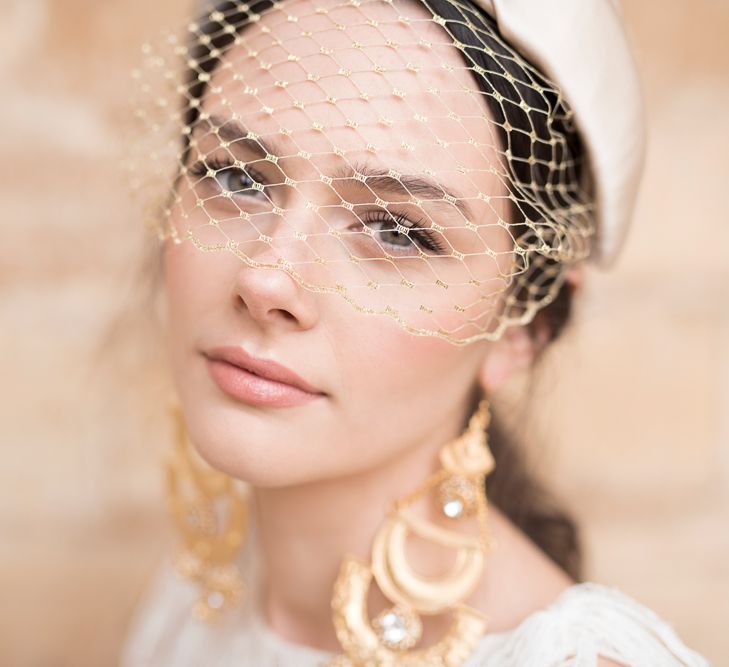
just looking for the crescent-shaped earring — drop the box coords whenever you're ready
[166,402,248,621]
[328,396,495,666]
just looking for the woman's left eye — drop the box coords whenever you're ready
[367,216,414,248]
[214,166,261,195]
[362,212,447,254]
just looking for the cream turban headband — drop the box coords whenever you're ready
[470,0,646,266]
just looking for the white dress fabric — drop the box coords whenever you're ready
[120,516,710,667]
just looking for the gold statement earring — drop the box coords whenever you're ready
[328,397,495,666]
[166,403,248,621]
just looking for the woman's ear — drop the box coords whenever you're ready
[478,264,582,393]
[477,323,541,394]
[564,264,583,297]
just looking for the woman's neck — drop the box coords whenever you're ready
[251,410,465,651]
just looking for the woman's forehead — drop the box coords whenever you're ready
[200,0,505,205]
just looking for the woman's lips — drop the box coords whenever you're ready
[203,353,325,408]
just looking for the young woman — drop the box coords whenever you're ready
[120,0,709,664]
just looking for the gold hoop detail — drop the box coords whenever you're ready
[371,511,484,614]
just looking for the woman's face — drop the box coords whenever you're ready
[162,0,521,486]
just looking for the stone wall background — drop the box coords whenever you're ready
[1,0,727,664]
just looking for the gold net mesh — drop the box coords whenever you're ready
[130,0,595,345]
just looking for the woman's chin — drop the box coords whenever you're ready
[183,422,317,487]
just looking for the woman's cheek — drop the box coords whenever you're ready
[348,317,456,401]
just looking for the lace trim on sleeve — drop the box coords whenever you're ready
[472,582,710,667]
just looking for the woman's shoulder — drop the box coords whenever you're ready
[469,580,710,667]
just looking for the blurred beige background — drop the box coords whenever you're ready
[1,0,727,665]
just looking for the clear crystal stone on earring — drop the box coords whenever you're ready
[438,475,481,519]
[371,605,423,651]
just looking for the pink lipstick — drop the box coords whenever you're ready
[203,346,326,408]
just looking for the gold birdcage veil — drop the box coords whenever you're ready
[130,0,595,346]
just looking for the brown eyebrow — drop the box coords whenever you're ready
[195,114,475,222]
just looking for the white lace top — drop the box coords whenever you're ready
[120,522,710,667]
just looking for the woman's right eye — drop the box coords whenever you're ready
[189,160,265,198]
[215,166,258,195]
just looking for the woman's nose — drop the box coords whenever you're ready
[229,213,322,333]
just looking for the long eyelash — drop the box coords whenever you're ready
[187,156,262,187]
[187,155,233,177]
[362,211,448,254]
